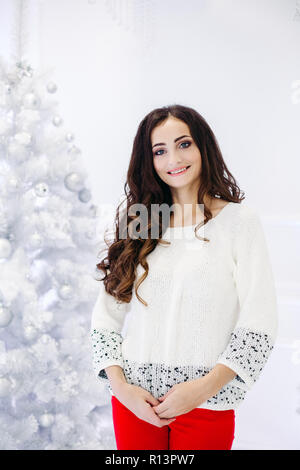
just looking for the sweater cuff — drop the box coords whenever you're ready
[91,328,124,382]
[216,326,275,391]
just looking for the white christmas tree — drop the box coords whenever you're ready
[0,57,116,450]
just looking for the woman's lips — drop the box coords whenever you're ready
[167,165,191,176]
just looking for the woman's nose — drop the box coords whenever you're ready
[167,150,183,165]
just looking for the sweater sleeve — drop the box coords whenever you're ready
[215,205,279,392]
[90,279,131,384]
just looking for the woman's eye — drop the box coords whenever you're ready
[153,141,191,156]
[180,141,191,149]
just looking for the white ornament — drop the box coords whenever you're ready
[64,172,84,192]
[46,82,57,93]
[52,115,63,127]
[34,182,49,197]
[39,413,55,427]
[58,284,73,300]
[0,377,12,397]
[65,133,74,142]
[0,238,12,259]
[23,92,40,109]
[78,188,91,203]
[0,306,13,327]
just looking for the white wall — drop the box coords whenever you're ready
[1,0,299,450]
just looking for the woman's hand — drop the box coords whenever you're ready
[152,378,213,418]
[113,382,177,428]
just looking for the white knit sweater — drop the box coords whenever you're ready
[90,202,278,411]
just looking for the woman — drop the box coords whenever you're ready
[90,104,278,450]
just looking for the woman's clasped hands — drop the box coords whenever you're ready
[113,378,212,428]
[152,378,212,419]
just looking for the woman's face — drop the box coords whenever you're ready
[151,117,201,188]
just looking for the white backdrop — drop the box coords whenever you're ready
[0,0,299,450]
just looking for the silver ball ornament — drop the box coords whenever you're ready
[65,133,74,142]
[64,172,84,192]
[78,188,91,203]
[46,82,57,93]
[52,115,63,127]
[39,413,55,427]
[34,182,49,197]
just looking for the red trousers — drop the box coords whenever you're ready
[111,396,235,450]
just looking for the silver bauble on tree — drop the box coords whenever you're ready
[65,133,74,142]
[34,182,49,197]
[64,172,84,192]
[52,115,63,127]
[39,413,55,427]
[78,188,91,203]
[46,82,57,93]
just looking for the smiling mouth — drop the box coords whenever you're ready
[167,165,191,176]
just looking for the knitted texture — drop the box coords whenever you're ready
[90,202,278,410]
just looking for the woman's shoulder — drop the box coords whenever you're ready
[228,202,264,243]
[215,201,262,237]
[224,200,260,219]
[234,201,261,221]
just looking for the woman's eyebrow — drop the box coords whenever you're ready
[152,135,191,150]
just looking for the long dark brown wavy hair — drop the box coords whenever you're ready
[96,104,245,306]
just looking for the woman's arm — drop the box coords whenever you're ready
[192,207,278,402]
[105,365,128,393]
[90,280,131,383]
[195,363,237,399]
